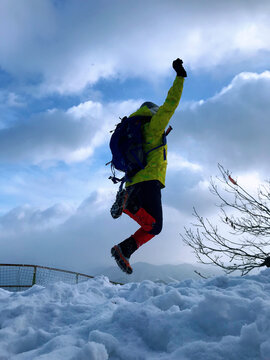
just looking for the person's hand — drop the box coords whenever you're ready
[172,58,187,77]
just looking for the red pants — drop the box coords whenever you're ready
[124,180,163,248]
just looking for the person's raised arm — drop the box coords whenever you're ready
[149,58,187,135]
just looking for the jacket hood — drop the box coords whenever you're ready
[129,106,153,118]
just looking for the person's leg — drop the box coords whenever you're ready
[111,180,162,274]
[131,180,163,247]
[120,180,163,253]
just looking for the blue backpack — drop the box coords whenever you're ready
[107,115,172,188]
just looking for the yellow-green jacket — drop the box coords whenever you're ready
[126,76,184,188]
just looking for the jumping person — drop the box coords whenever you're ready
[111,58,187,274]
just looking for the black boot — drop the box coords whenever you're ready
[111,237,137,274]
[119,236,137,258]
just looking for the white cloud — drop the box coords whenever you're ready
[0,190,197,271]
[234,24,269,52]
[168,152,202,172]
[231,171,264,196]
[0,99,141,164]
[6,92,25,107]
[171,71,270,175]
[67,101,103,119]
[0,203,74,235]
[216,71,270,98]
[0,0,270,94]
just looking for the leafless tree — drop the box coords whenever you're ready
[182,164,270,275]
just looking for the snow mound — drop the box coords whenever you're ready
[0,269,270,359]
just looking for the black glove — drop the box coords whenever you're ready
[173,58,187,77]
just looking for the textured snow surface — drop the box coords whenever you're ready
[1,270,270,360]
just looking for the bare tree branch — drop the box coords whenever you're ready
[182,164,270,275]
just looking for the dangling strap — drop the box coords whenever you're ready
[109,176,124,184]
[109,174,131,191]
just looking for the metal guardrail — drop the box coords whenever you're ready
[0,264,121,291]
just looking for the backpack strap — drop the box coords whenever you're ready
[146,126,173,156]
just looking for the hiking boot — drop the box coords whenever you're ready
[110,189,128,219]
[119,236,138,258]
[111,236,137,274]
[111,245,133,274]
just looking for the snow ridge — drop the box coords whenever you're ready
[0,269,270,359]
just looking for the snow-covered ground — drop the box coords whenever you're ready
[1,269,270,360]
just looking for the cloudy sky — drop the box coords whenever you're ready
[1,0,270,274]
